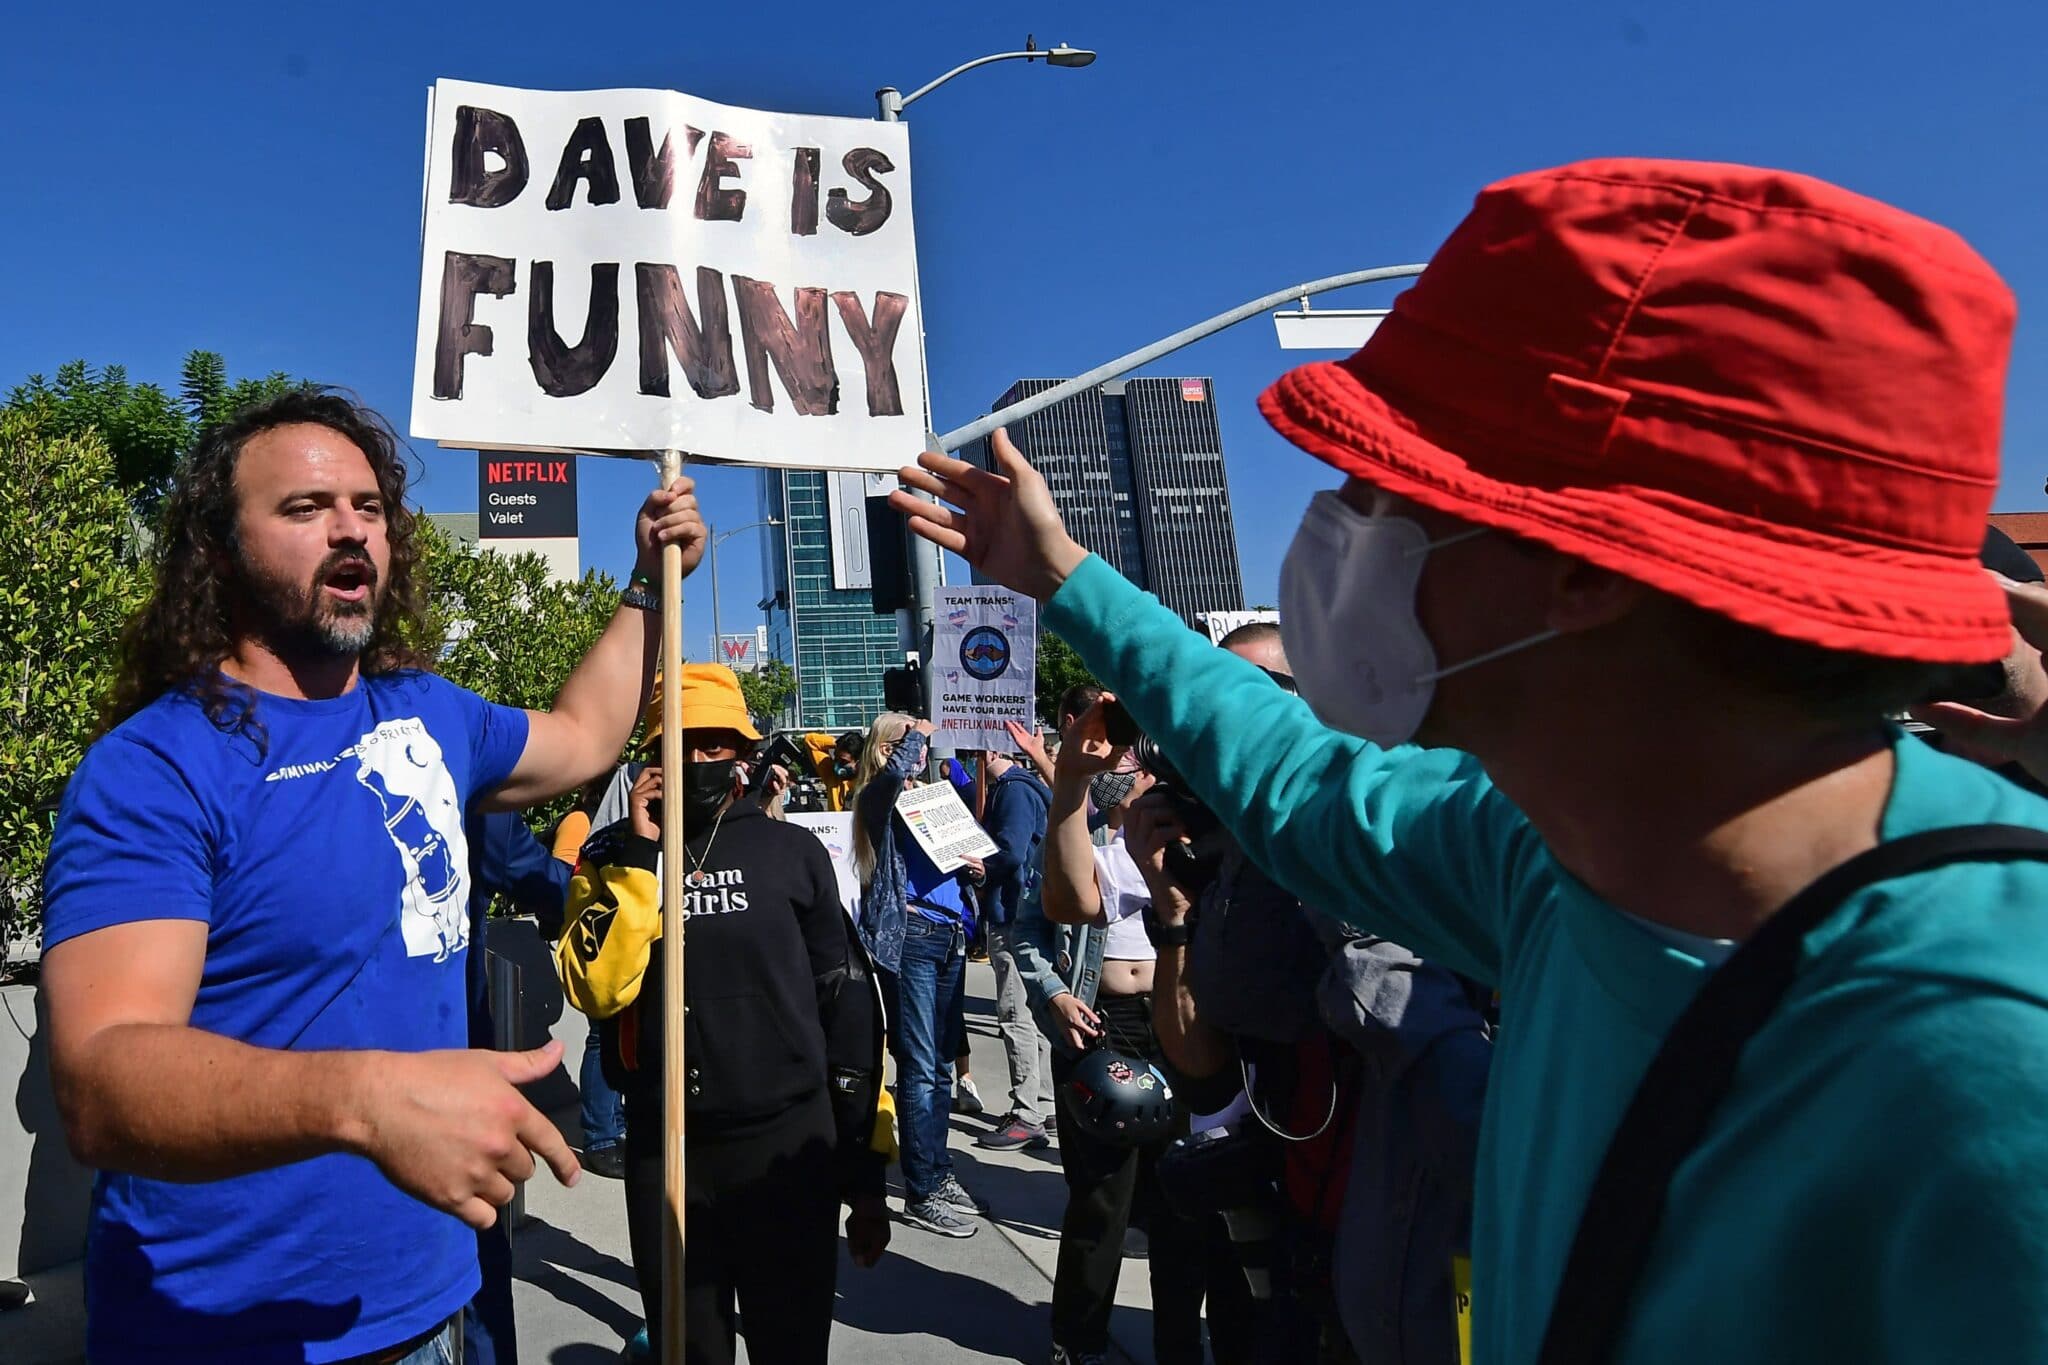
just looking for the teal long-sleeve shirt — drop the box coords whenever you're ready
[1046,552,2048,1364]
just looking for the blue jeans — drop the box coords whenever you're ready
[883,913,965,1202]
[582,1019,625,1151]
[387,1318,459,1364]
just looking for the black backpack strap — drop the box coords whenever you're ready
[1536,823,2048,1365]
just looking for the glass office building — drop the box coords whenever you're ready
[757,469,903,730]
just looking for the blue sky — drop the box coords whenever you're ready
[6,2,2044,651]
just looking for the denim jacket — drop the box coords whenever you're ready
[1005,874,1103,1058]
[854,728,926,974]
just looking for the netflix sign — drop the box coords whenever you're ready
[480,455,578,539]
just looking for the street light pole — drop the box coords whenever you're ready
[707,519,781,667]
[875,36,1097,727]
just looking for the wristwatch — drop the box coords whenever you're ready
[621,576,660,613]
[1145,914,1190,949]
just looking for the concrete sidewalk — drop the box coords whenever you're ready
[512,959,1161,1364]
[2,960,1165,1364]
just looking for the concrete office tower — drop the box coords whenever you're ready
[970,377,1246,626]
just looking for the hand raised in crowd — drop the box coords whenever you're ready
[1123,791,1196,926]
[1048,992,1105,1052]
[845,1193,892,1268]
[1914,575,2048,780]
[628,765,663,841]
[633,475,709,579]
[1005,719,1056,783]
[912,718,937,737]
[891,427,1090,603]
[349,1042,581,1231]
[1054,696,1131,781]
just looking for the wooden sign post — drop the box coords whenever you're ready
[657,449,689,1361]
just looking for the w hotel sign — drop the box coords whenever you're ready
[478,455,579,582]
[718,632,766,673]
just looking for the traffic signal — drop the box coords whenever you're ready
[882,665,922,716]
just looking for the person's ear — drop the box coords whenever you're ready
[1544,553,1648,636]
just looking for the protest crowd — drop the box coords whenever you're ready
[31,154,2048,1365]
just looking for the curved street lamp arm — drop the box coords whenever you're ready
[714,518,780,547]
[933,263,1428,453]
[886,51,1047,115]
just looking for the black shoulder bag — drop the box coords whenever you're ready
[1537,824,2048,1364]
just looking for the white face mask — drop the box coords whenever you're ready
[1278,490,1559,747]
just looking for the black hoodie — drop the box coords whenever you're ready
[558,798,885,1196]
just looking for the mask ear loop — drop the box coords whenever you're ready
[1418,628,1564,685]
[1402,526,1490,558]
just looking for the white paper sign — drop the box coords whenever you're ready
[411,78,926,471]
[931,587,1038,751]
[786,812,859,915]
[892,783,997,874]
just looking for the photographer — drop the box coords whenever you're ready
[1017,703,1215,1365]
[800,730,863,812]
[1128,624,1490,1365]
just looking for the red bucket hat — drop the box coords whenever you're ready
[1260,158,2016,664]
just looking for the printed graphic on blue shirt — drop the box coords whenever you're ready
[264,717,476,961]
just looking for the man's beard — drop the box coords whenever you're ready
[235,547,384,659]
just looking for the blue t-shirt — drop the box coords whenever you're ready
[42,671,529,1364]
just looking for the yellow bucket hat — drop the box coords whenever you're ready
[642,664,763,743]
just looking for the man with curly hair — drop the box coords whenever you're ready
[40,389,705,1364]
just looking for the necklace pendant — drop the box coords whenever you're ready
[684,869,710,889]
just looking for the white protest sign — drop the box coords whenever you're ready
[931,587,1038,751]
[893,783,998,874]
[411,78,926,471]
[786,812,859,916]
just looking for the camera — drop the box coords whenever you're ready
[1154,1124,1285,1301]
[747,731,831,813]
[1135,742,1231,891]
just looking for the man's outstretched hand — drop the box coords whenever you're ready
[1913,575,2048,781]
[891,428,1089,602]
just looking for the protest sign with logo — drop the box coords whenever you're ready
[786,812,859,915]
[892,783,998,875]
[411,78,925,471]
[931,587,1037,751]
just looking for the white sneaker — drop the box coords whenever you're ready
[953,1074,986,1115]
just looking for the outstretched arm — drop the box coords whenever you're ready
[891,431,1524,984]
[488,476,707,809]
[44,921,577,1230]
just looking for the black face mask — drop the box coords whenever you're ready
[678,759,738,829]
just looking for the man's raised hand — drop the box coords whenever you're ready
[1914,575,2048,780]
[635,475,708,580]
[890,427,1089,603]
